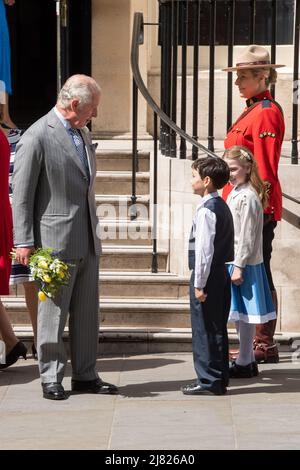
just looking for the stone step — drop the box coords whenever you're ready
[7,325,298,355]
[96,150,150,172]
[100,298,190,328]
[96,195,150,219]
[95,171,150,195]
[12,272,189,299]
[99,219,152,246]
[3,297,191,329]
[99,272,189,298]
[100,246,168,271]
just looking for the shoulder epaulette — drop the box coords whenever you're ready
[261,99,271,109]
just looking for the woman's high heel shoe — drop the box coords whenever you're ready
[0,341,27,370]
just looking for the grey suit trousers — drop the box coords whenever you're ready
[38,246,100,384]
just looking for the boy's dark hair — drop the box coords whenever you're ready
[192,156,230,189]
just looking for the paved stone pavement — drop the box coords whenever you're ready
[0,352,299,450]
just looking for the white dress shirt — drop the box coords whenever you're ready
[227,183,264,268]
[192,192,218,289]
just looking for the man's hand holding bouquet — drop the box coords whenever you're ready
[11,248,71,301]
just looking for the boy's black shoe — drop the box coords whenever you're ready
[181,383,227,396]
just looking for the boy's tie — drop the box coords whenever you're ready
[68,128,90,179]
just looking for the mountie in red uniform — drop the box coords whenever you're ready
[223,90,285,221]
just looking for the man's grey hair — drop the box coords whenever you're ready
[57,74,101,109]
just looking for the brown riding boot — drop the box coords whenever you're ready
[254,290,279,363]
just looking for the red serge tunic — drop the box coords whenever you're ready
[0,129,13,294]
[223,90,285,221]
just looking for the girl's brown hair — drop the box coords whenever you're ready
[223,145,269,209]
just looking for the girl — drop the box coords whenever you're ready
[223,145,276,378]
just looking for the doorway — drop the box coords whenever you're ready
[6,0,91,129]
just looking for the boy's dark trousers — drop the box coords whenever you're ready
[190,268,231,392]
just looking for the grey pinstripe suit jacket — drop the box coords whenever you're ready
[12,109,101,259]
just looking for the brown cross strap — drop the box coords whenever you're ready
[236,60,271,67]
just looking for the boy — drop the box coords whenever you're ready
[182,157,234,396]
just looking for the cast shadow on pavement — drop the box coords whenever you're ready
[117,369,300,398]
[96,356,185,373]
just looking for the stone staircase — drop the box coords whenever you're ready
[3,146,191,352]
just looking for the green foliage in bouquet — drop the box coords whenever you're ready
[12,248,71,301]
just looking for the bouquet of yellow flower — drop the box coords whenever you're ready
[11,248,71,301]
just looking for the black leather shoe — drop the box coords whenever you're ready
[181,383,226,396]
[42,382,67,400]
[71,378,118,394]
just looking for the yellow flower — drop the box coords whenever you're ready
[38,260,48,269]
[58,271,65,279]
[43,275,52,283]
[38,291,47,301]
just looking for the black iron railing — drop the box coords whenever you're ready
[282,193,300,204]
[131,11,219,271]
[282,192,300,229]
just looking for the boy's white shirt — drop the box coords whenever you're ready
[227,183,264,268]
[193,192,218,289]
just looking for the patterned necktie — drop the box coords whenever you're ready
[68,128,90,178]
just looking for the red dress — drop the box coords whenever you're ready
[0,129,13,294]
[223,90,285,221]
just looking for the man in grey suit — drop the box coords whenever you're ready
[12,74,118,400]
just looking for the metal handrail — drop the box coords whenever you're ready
[282,193,300,204]
[131,11,219,273]
[130,12,219,159]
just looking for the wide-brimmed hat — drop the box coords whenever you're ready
[222,45,285,72]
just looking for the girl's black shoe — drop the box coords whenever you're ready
[0,341,27,369]
[229,361,257,378]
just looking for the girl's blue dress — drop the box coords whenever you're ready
[227,263,276,324]
[0,0,12,95]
